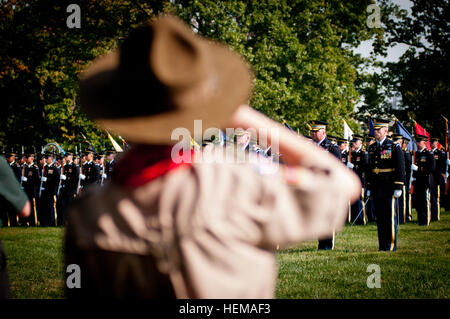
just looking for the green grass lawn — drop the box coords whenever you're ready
[1,210,449,299]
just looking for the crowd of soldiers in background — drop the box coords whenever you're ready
[0,150,118,228]
[0,120,448,238]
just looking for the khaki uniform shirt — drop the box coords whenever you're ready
[66,153,349,298]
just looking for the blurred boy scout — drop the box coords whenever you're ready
[66,15,360,298]
[366,119,405,251]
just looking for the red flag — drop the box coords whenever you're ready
[414,121,431,150]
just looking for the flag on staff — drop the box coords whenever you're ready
[443,115,449,151]
[414,121,431,150]
[283,119,295,132]
[106,130,124,152]
[343,120,354,142]
[81,132,97,154]
[118,135,130,150]
[396,120,417,151]
[368,115,374,135]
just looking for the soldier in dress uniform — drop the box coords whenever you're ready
[392,134,408,224]
[402,137,413,222]
[337,137,348,165]
[39,153,60,226]
[81,150,100,189]
[430,138,446,221]
[364,135,376,222]
[414,135,436,226]
[309,120,341,250]
[21,153,41,226]
[104,151,116,180]
[57,152,79,225]
[366,118,405,251]
[349,135,368,225]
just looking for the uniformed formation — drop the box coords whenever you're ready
[0,150,117,228]
[0,118,448,253]
[308,118,449,252]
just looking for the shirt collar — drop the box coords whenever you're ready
[317,137,326,146]
[377,136,386,146]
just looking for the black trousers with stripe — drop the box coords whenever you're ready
[373,195,398,251]
[415,185,431,226]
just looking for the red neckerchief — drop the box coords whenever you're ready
[112,145,194,188]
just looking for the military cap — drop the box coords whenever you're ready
[365,134,375,142]
[415,135,429,142]
[25,152,35,158]
[327,135,337,143]
[309,120,328,131]
[392,134,403,140]
[402,136,410,142]
[64,151,74,157]
[430,137,439,143]
[43,152,56,159]
[351,134,364,142]
[4,152,17,158]
[372,118,391,129]
[336,137,348,145]
[106,150,117,156]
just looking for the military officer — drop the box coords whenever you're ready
[430,138,446,221]
[391,134,408,224]
[309,120,341,250]
[81,150,100,189]
[104,151,116,180]
[364,135,376,222]
[21,153,41,226]
[349,135,368,225]
[402,137,413,222]
[337,137,349,165]
[39,153,60,226]
[414,135,436,226]
[57,152,79,225]
[366,118,405,251]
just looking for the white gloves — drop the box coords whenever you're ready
[366,190,371,197]
[411,164,418,171]
[394,190,402,198]
[80,174,86,180]
[102,174,107,179]
[41,176,47,182]
[447,159,450,165]
[346,162,354,169]
[21,176,28,182]
[60,174,67,180]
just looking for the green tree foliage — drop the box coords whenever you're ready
[1,0,378,152]
[368,0,449,139]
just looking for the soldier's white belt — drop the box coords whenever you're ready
[372,168,395,174]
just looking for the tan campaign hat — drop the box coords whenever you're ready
[79,15,253,144]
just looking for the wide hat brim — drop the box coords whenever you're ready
[79,16,253,144]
